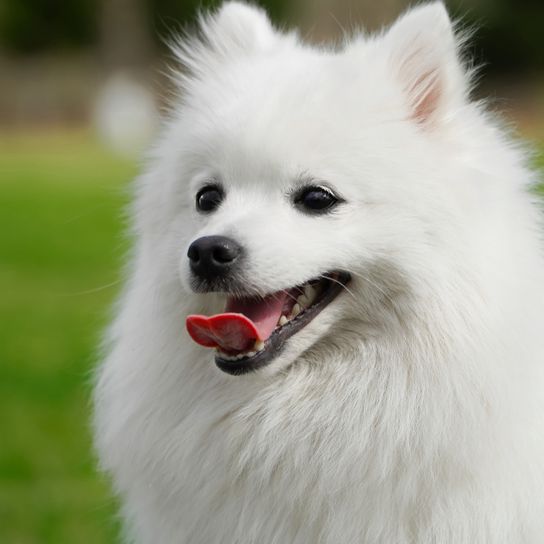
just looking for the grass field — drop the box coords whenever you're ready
[0,128,542,544]
[0,130,136,544]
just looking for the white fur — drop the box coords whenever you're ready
[93,2,544,542]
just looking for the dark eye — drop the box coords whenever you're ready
[196,184,224,213]
[294,185,339,214]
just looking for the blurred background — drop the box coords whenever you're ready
[1,1,543,542]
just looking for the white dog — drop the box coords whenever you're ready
[93,2,544,542]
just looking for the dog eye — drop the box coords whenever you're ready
[294,186,339,214]
[196,185,224,213]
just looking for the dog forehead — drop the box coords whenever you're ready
[176,44,410,202]
[184,49,386,153]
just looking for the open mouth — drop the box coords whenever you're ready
[186,271,351,375]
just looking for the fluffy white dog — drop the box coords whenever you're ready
[93,2,544,542]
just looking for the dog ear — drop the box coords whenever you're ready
[201,1,277,53]
[384,2,468,127]
[173,2,277,81]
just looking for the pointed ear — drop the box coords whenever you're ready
[173,2,278,84]
[201,1,277,53]
[384,2,468,127]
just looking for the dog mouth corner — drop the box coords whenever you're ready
[186,271,352,375]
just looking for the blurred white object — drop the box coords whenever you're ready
[94,73,158,159]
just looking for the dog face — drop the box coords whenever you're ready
[141,2,472,374]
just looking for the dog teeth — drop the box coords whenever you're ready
[304,284,317,305]
[217,351,238,361]
[278,315,288,326]
[291,303,301,318]
[217,345,261,361]
[296,283,318,309]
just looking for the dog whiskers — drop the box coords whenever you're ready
[319,274,357,301]
[347,270,397,307]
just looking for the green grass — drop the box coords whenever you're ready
[0,130,137,544]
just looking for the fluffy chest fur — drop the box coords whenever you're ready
[95,290,544,543]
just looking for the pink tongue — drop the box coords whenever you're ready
[186,292,288,353]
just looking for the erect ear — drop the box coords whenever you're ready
[202,1,277,53]
[384,2,468,127]
[174,2,277,78]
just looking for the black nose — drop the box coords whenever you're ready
[187,236,243,280]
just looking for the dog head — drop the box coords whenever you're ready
[138,2,476,375]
